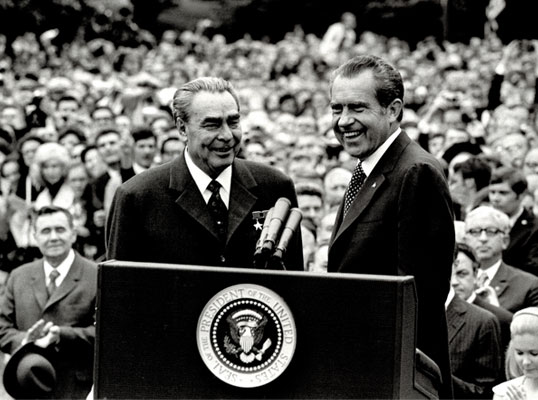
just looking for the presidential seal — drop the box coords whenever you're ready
[197,284,296,388]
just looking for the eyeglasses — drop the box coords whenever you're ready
[466,228,505,237]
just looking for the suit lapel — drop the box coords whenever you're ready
[228,161,257,242]
[31,261,48,310]
[45,254,84,310]
[169,155,258,243]
[330,133,410,246]
[169,154,218,239]
[446,296,467,343]
[489,262,509,298]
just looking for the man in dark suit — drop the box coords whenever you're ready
[106,77,303,270]
[464,205,538,314]
[446,286,502,399]
[327,55,455,398]
[489,166,538,276]
[0,206,97,399]
[451,242,513,352]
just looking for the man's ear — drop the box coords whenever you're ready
[176,117,187,137]
[388,98,403,123]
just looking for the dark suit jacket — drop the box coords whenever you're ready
[489,261,538,313]
[504,208,538,276]
[472,296,513,353]
[0,252,97,399]
[447,295,502,399]
[106,154,303,270]
[328,132,455,398]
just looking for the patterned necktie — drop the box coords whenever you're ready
[476,269,490,288]
[207,180,228,241]
[343,162,366,217]
[47,269,60,298]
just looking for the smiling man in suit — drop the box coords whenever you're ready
[327,55,455,398]
[0,205,97,399]
[106,77,303,270]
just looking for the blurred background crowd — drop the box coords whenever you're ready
[0,0,538,398]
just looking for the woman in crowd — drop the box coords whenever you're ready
[493,307,538,399]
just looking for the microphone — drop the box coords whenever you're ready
[271,208,302,264]
[262,198,291,254]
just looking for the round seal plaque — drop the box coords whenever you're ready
[196,284,297,388]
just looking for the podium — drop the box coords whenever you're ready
[95,261,440,399]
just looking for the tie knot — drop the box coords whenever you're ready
[49,269,60,282]
[208,180,221,194]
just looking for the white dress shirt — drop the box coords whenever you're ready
[184,148,232,208]
[43,249,75,288]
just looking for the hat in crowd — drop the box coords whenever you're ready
[3,342,57,399]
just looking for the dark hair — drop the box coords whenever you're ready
[94,127,121,145]
[32,205,74,229]
[131,126,156,143]
[56,95,80,108]
[295,181,324,200]
[452,156,492,191]
[17,133,44,152]
[160,136,181,154]
[490,166,528,196]
[454,242,479,272]
[90,105,115,120]
[329,55,404,122]
[80,144,97,163]
[58,125,86,144]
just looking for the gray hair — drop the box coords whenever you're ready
[171,77,241,125]
[465,205,510,232]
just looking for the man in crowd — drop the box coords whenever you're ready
[489,166,538,276]
[447,250,502,399]
[327,55,455,398]
[0,206,97,398]
[451,242,513,351]
[106,77,303,270]
[464,205,538,313]
[131,126,157,174]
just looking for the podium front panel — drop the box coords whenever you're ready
[95,261,418,399]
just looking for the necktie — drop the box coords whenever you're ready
[207,180,228,241]
[47,269,60,298]
[343,162,366,217]
[476,269,490,288]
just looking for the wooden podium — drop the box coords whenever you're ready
[94,261,440,399]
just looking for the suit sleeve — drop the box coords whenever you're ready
[106,185,140,261]
[397,162,455,383]
[0,273,28,353]
[452,316,502,399]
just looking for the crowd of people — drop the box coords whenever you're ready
[0,6,538,398]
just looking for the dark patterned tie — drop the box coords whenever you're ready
[343,162,366,217]
[47,269,60,298]
[207,180,228,241]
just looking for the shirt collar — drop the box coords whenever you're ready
[43,249,75,287]
[481,259,502,282]
[132,163,147,175]
[445,286,455,310]
[184,148,232,207]
[360,128,401,176]
[509,207,524,228]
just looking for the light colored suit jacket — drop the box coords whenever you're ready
[0,252,97,399]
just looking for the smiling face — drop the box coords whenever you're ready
[180,91,242,178]
[330,70,401,160]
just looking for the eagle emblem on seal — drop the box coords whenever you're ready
[224,309,272,364]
